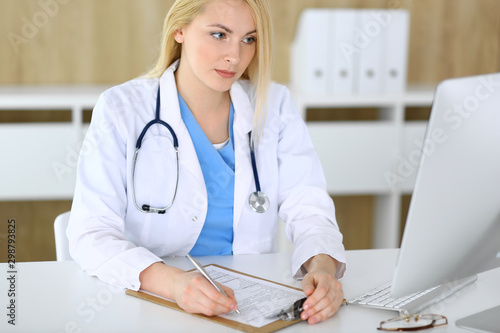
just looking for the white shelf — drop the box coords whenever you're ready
[290,85,436,248]
[0,85,109,109]
[292,85,435,116]
[0,85,110,201]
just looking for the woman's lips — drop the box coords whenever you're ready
[215,69,236,79]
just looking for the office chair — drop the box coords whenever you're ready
[53,211,72,261]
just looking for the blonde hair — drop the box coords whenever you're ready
[146,0,273,139]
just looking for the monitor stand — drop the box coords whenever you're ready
[456,305,500,333]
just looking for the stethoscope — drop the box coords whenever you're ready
[132,85,270,214]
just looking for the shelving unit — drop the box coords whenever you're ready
[1,84,436,250]
[0,85,109,201]
[291,85,436,248]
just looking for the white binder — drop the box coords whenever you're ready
[356,10,384,94]
[290,8,410,95]
[329,10,356,94]
[383,10,410,93]
[290,9,329,94]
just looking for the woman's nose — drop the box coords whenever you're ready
[224,42,240,65]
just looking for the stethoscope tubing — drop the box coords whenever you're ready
[248,132,262,192]
[132,85,179,214]
[132,147,179,214]
[133,83,268,214]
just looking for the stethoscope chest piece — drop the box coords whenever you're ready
[247,131,269,213]
[248,191,270,213]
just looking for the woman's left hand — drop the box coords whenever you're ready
[300,254,344,325]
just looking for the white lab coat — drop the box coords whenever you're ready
[67,61,346,290]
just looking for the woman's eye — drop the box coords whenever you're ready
[243,36,256,44]
[211,32,225,40]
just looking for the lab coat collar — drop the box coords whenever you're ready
[229,81,254,135]
[158,60,205,188]
[229,82,255,229]
[158,60,182,129]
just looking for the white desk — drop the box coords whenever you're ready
[1,249,499,332]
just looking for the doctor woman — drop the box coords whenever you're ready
[67,0,346,325]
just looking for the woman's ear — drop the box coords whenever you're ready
[174,29,184,43]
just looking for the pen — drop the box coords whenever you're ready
[186,254,241,315]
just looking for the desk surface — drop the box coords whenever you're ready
[1,249,499,333]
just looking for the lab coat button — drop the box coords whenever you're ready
[192,216,198,222]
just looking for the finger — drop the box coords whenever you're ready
[220,285,239,311]
[302,294,332,320]
[181,275,235,315]
[192,295,233,316]
[309,278,343,311]
[193,288,235,316]
[302,275,330,310]
[301,277,343,324]
[305,292,344,325]
[301,275,316,297]
[302,294,339,324]
[200,282,237,310]
[301,293,329,322]
[220,284,235,299]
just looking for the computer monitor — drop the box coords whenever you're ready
[390,73,500,329]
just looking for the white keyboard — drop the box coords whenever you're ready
[349,275,478,315]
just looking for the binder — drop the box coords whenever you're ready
[356,10,384,94]
[329,10,356,94]
[290,9,329,94]
[382,10,410,93]
[291,8,410,95]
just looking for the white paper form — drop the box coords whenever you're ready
[205,265,305,328]
[136,265,305,329]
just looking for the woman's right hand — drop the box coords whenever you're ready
[171,270,238,315]
[139,262,238,316]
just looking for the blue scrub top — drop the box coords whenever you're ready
[178,94,235,256]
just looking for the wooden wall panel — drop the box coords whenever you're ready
[407,0,500,84]
[0,201,72,262]
[1,0,499,85]
[333,195,374,250]
[1,0,175,84]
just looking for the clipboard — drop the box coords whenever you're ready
[126,264,304,333]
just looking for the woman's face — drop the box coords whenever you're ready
[175,0,257,94]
